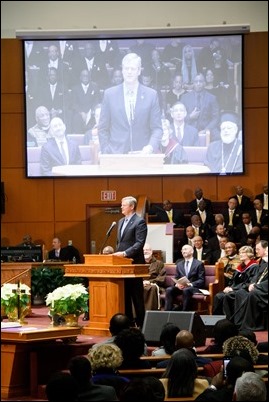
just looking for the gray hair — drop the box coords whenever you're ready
[234,372,267,401]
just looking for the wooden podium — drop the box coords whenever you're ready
[64,254,149,336]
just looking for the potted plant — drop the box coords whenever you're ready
[45,283,89,326]
[1,283,31,322]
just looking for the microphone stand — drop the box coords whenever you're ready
[99,231,113,255]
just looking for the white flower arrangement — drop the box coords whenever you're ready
[1,283,31,314]
[45,283,88,316]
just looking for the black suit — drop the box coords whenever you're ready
[48,247,70,261]
[193,247,212,264]
[116,213,147,327]
[189,198,213,214]
[155,208,185,227]
[231,194,253,212]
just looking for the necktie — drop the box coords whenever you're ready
[128,91,135,123]
[176,126,181,142]
[197,249,202,261]
[237,195,242,205]
[167,210,173,223]
[196,93,201,110]
[121,218,128,236]
[200,210,206,223]
[246,224,251,234]
[60,141,67,165]
[257,210,261,224]
[185,260,189,276]
[229,210,234,226]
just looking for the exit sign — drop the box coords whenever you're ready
[101,190,116,201]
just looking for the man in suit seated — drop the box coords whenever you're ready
[230,184,253,212]
[164,244,205,311]
[47,237,70,261]
[154,199,185,227]
[192,235,212,264]
[189,187,213,214]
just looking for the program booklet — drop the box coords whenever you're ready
[171,276,189,286]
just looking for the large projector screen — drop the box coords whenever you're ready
[23,33,243,177]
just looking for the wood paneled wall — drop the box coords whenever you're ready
[1,33,268,256]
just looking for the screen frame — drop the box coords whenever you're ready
[21,27,246,178]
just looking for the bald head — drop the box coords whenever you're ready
[175,330,194,349]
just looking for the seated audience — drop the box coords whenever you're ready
[233,371,267,401]
[92,313,131,348]
[143,243,166,310]
[88,343,129,398]
[159,348,209,399]
[45,371,79,402]
[192,199,215,228]
[213,245,258,315]
[192,235,212,263]
[210,236,229,265]
[235,211,255,247]
[255,183,268,211]
[27,105,51,147]
[222,335,259,365]
[164,244,205,311]
[114,327,151,369]
[68,355,118,401]
[195,356,255,401]
[152,322,180,357]
[119,377,165,402]
[16,234,36,247]
[218,241,241,285]
[202,318,238,354]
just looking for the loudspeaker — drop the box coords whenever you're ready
[200,315,226,338]
[142,311,206,347]
[1,182,5,215]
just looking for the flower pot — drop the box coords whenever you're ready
[62,314,80,327]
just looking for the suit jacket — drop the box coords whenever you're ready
[250,208,268,227]
[40,137,82,176]
[255,193,267,207]
[170,123,199,146]
[48,247,70,261]
[231,194,253,212]
[78,381,118,401]
[98,83,163,154]
[116,213,147,264]
[189,198,213,213]
[155,208,185,227]
[193,247,212,264]
[175,258,205,289]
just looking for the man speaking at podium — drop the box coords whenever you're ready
[113,196,147,328]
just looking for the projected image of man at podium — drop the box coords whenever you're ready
[113,196,147,328]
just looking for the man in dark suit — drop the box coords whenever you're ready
[113,196,147,328]
[231,185,253,212]
[192,236,212,263]
[189,187,213,214]
[40,117,82,176]
[255,183,268,210]
[164,244,205,311]
[98,52,163,155]
[154,200,185,227]
[48,237,70,261]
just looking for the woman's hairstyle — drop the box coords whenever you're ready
[114,327,146,361]
[162,348,197,397]
[88,343,123,371]
[239,245,255,259]
[222,335,259,364]
[212,318,238,345]
[159,322,180,355]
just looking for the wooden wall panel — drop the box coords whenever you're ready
[1,33,268,255]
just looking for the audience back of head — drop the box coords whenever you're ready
[46,371,79,402]
[226,356,254,387]
[233,371,267,401]
[119,377,165,401]
[109,313,131,336]
[68,355,92,387]
[159,322,181,354]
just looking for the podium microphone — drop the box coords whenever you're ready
[99,221,117,254]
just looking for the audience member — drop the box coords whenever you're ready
[165,74,186,113]
[221,197,242,239]
[192,236,212,263]
[181,73,219,141]
[213,245,258,315]
[222,335,259,365]
[230,185,253,212]
[182,226,196,248]
[88,343,129,398]
[255,183,268,210]
[70,69,101,134]
[217,241,241,285]
[45,371,79,402]
[160,348,209,399]
[160,118,188,164]
[190,214,210,242]
[162,37,184,73]
[143,243,166,310]
[205,112,242,173]
[27,105,51,147]
[47,237,70,261]
[229,241,268,331]
[40,116,82,176]
[154,200,186,227]
[68,355,118,401]
[233,371,267,401]
[169,101,199,146]
[119,377,165,402]
[250,199,268,239]
[148,48,170,90]
[164,244,205,311]
[92,313,131,348]
[114,327,151,369]
[189,187,213,214]
[202,318,238,354]
[195,356,255,401]
[66,240,81,263]
[192,199,215,227]
[16,234,36,247]
[207,224,228,251]
[113,196,147,328]
[98,52,163,155]
[181,44,198,91]
[209,213,228,238]
[152,322,180,357]
[111,68,124,86]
